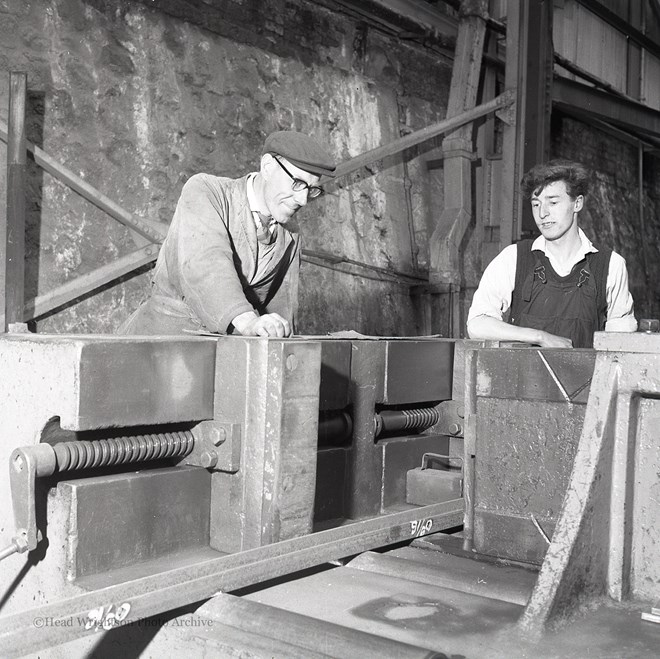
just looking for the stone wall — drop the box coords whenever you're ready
[0,0,453,335]
[551,112,660,320]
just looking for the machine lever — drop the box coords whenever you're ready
[3,432,195,560]
[8,444,56,556]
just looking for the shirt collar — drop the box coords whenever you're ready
[246,173,260,214]
[531,227,597,260]
[247,173,275,232]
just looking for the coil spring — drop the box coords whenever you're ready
[375,406,440,437]
[393,407,440,430]
[52,431,195,472]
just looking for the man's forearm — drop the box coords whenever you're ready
[467,315,542,343]
[467,315,573,348]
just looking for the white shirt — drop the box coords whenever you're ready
[467,228,637,332]
[246,173,275,236]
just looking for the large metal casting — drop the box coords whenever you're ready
[0,333,464,658]
[520,331,660,635]
[464,345,597,564]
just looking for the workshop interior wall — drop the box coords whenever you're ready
[550,112,660,320]
[0,0,453,336]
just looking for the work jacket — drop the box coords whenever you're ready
[119,173,300,335]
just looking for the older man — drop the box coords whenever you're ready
[120,131,335,337]
[467,159,636,348]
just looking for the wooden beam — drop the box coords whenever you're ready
[554,52,637,103]
[357,0,458,36]
[429,0,488,337]
[12,243,160,323]
[328,0,458,38]
[0,119,167,243]
[3,72,28,329]
[553,76,660,139]
[325,91,514,184]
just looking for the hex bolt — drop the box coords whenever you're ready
[211,427,227,446]
[199,450,218,469]
[13,531,29,553]
[449,423,463,436]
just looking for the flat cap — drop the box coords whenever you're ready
[264,130,336,178]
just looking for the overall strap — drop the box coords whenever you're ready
[586,247,612,329]
[510,239,538,323]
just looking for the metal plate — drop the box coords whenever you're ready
[77,337,216,429]
[61,466,211,579]
[383,340,454,404]
[474,398,584,563]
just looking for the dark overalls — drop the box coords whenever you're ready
[508,239,611,348]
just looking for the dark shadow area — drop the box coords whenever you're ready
[86,599,208,659]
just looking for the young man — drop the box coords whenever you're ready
[467,159,637,348]
[119,130,335,338]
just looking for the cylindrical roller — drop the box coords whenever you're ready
[374,407,440,438]
[318,411,353,446]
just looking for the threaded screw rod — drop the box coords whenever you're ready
[52,431,195,472]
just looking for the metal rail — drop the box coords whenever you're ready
[0,499,463,656]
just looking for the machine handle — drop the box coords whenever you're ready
[420,452,463,470]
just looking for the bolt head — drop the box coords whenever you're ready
[285,354,298,371]
[199,450,218,469]
[211,427,227,445]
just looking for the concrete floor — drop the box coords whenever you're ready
[73,539,660,659]
[231,545,660,658]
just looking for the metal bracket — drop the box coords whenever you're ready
[188,421,242,472]
[433,399,465,437]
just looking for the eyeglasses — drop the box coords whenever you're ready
[274,158,324,199]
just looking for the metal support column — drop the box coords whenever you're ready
[500,0,553,248]
[2,72,27,331]
[429,0,488,337]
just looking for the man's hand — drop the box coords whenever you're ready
[232,311,291,337]
[536,331,573,349]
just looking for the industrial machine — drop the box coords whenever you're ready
[0,331,658,658]
[0,333,464,656]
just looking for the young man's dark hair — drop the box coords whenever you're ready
[521,159,591,200]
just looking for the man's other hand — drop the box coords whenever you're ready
[232,311,291,337]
